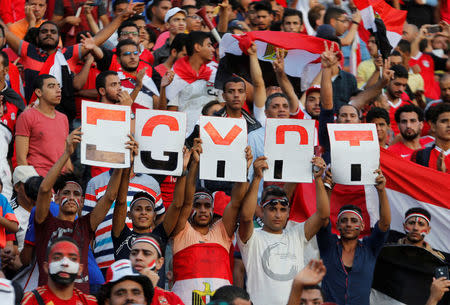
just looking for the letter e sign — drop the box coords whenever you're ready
[199,116,247,182]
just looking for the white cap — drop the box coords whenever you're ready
[105,259,141,283]
[164,7,187,23]
[12,166,39,186]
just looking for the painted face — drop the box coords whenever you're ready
[191,195,213,227]
[404,216,430,243]
[337,211,363,240]
[48,241,80,285]
[130,240,162,272]
[58,182,83,215]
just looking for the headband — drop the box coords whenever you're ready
[66,181,82,191]
[130,197,155,211]
[132,236,162,256]
[337,210,363,223]
[193,192,213,205]
[261,197,289,208]
[405,213,430,225]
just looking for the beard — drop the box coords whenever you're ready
[121,63,138,73]
[38,38,59,51]
[400,129,420,141]
[49,272,78,285]
[105,91,120,104]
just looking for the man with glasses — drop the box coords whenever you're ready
[237,156,330,305]
[183,5,202,32]
[323,7,360,46]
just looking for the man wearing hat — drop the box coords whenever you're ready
[21,236,97,305]
[97,259,154,305]
[129,234,185,305]
[153,7,187,66]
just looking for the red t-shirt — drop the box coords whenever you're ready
[409,52,440,100]
[15,108,69,176]
[155,64,168,78]
[34,213,94,294]
[0,102,18,132]
[161,175,177,209]
[388,98,411,135]
[21,285,97,305]
[152,287,185,305]
[387,138,429,159]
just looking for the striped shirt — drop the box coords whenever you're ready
[82,170,164,269]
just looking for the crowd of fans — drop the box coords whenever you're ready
[0,0,449,304]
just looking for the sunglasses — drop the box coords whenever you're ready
[120,31,139,36]
[261,198,289,208]
[122,51,139,56]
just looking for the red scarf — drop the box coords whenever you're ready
[173,56,213,84]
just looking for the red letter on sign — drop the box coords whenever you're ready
[142,115,179,136]
[276,125,308,145]
[86,107,126,125]
[334,130,374,146]
[203,122,242,145]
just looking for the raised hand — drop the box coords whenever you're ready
[80,32,96,51]
[293,259,327,286]
[136,67,148,88]
[245,146,253,170]
[125,134,139,164]
[272,48,286,74]
[117,91,133,106]
[161,71,175,88]
[253,156,268,179]
[65,127,82,156]
[321,41,339,68]
[381,58,394,85]
[191,138,203,163]
[311,156,326,180]
[182,146,192,171]
[374,169,386,191]
[247,42,258,56]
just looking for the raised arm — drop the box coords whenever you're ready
[238,156,268,243]
[90,135,138,231]
[374,169,390,232]
[248,43,267,110]
[112,166,131,238]
[222,146,252,237]
[171,138,202,236]
[156,71,174,110]
[304,157,330,241]
[35,128,82,224]
[287,260,327,305]
[162,147,191,236]
[340,11,361,46]
[273,49,300,113]
[320,42,339,111]
[0,21,22,57]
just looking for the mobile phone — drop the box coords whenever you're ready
[428,25,442,34]
[435,266,449,279]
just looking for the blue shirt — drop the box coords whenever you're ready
[317,221,389,305]
[25,202,104,285]
[247,127,265,200]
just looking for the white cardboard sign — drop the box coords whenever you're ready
[327,123,379,185]
[134,109,187,176]
[81,101,131,168]
[264,119,315,182]
[199,116,247,182]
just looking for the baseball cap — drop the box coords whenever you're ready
[106,259,144,283]
[164,7,187,23]
[305,85,321,97]
[316,24,339,41]
[12,166,39,186]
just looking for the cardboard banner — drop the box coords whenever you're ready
[134,109,187,175]
[81,101,131,168]
[199,116,247,182]
[264,119,315,182]
[328,123,379,185]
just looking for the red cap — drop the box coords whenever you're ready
[305,85,321,98]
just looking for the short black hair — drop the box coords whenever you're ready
[389,50,402,57]
[0,50,9,68]
[405,207,431,222]
[394,104,424,123]
[390,64,408,80]
[308,4,325,29]
[222,76,246,91]
[429,102,450,124]
[54,172,82,194]
[324,6,346,24]
[170,33,188,53]
[128,15,146,24]
[282,8,303,25]
[117,20,139,37]
[97,275,154,305]
[338,104,361,120]
[130,191,156,210]
[132,232,165,257]
[253,1,272,14]
[303,285,325,299]
[366,107,390,125]
[181,4,196,12]
[116,39,138,56]
[113,0,129,12]
[202,100,222,115]
[39,20,59,35]
[211,285,250,303]
[261,185,288,204]
[185,31,211,56]
[46,236,80,261]
[24,27,39,44]
[33,74,56,91]
[265,92,288,109]
[24,176,44,202]
[397,39,411,54]
[146,0,171,19]
[96,70,119,93]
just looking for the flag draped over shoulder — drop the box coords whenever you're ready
[354,0,407,49]
[215,31,339,92]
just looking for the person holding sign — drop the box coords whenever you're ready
[237,155,329,305]
[316,169,390,305]
[32,127,137,293]
[171,138,252,305]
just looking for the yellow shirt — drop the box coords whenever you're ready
[357,58,375,88]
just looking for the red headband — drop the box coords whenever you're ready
[132,237,162,256]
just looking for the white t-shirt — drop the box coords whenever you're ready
[10,199,30,251]
[237,222,310,305]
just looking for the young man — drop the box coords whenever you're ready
[170,139,252,305]
[412,102,450,173]
[366,107,391,148]
[147,0,172,38]
[97,259,154,305]
[33,128,135,292]
[323,6,361,46]
[253,2,273,31]
[154,33,188,78]
[281,8,303,33]
[129,234,185,305]
[237,155,329,305]
[286,260,327,305]
[357,35,379,87]
[166,31,221,137]
[95,70,132,105]
[15,75,71,177]
[388,104,429,159]
[317,169,390,305]
[21,237,97,305]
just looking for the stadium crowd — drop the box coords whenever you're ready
[0,0,449,304]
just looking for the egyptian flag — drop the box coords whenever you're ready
[118,69,159,112]
[165,56,217,101]
[215,31,339,96]
[354,0,406,50]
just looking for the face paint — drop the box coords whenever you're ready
[48,241,80,285]
[60,197,80,209]
[147,259,156,270]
